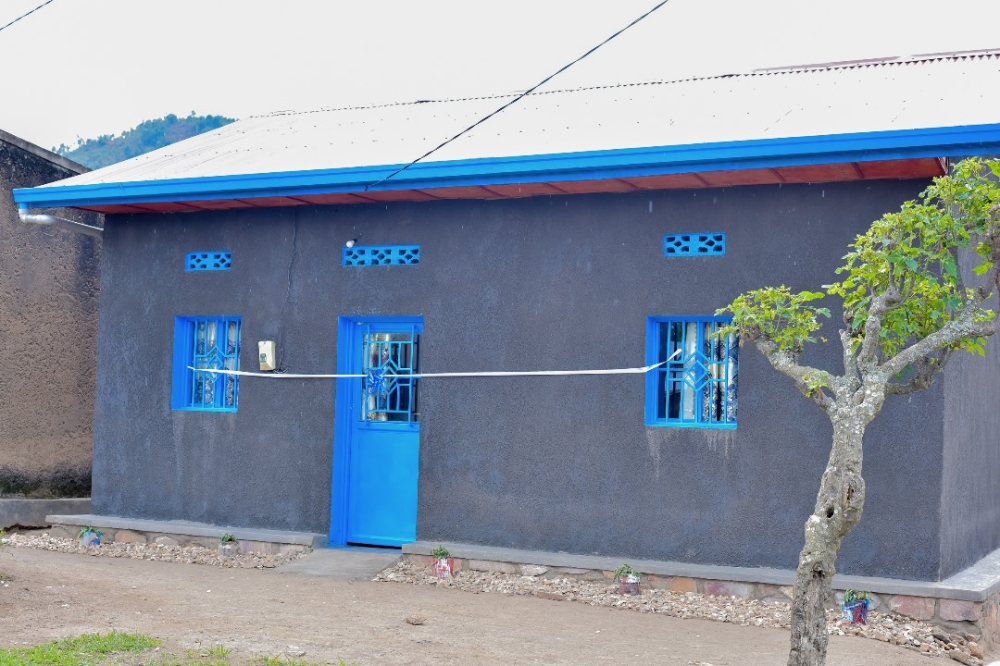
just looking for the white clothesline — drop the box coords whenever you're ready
[189,361,667,380]
[187,351,679,380]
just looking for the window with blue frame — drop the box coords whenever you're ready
[645,316,739,428]
[172,316,241,411]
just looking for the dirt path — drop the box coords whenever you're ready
[0,547,947,665]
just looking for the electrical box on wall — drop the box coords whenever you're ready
[258,341,277,371]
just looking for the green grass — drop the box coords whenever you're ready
[0,633,354,666]
[0,632,160,666]
[205,646,231,660]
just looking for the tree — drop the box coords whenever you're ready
[717,158,1000,666]
[54,112,236,169]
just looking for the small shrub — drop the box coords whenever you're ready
[613,564,640,581]
[430,545,449,559]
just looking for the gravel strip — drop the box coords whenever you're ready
[2,532,306,569]
[375,561,986,666]
[4,533,987,665]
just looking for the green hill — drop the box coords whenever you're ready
[55,112,236,169]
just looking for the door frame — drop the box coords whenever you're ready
[329,314,423,546]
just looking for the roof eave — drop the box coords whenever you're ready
[14,123,1000,210]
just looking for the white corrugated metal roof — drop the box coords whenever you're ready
[39,52,1000,189]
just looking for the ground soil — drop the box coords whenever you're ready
[0,547,951,665]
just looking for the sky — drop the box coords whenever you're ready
[1,0,999,151]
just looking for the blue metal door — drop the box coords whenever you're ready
[341,320,421,547]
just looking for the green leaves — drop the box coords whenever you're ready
[827,158,1000,360]
[802,369,831,396]
[719,157,1000,366]
[716,286,830,354]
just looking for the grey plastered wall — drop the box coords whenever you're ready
[94,178,948,579]
[0,130,100,498]
[939,248,1000,579]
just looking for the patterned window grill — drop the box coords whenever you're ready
[362,330,419,423]
[174,316,241,411]
[647,317,738,428]
[343,245,420,266]
[186,251,233,271]
[663,233,726,257]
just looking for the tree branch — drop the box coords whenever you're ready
[979,246,1000,303]
[950,245,968,296]
[881,227,1000,380]
[880,304,996,379]
[838,329,860,390]
[857,286,901,368]
[884,351,951,395]
[754,339,836,413]
[885,379,927,395]
[976,207,1000,302]
[982,267,1000,303]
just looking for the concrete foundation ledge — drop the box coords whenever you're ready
[403,540,1000,646]
[45,514,326,555]
[0,499,91,529]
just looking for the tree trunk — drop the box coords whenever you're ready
[788,415,868,666]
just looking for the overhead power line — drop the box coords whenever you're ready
[0,0,56,35]
[366,0,672,190]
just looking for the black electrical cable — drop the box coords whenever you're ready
[366,0,672,190]
[0,0,56,34]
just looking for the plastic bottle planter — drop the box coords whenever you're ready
[840,590,871,624]
[430,546,453,578]
[618,574,641,595]
[841,599,870,624]
[431,557,454,578]
[218,534,240,558]
[614,565,641,595]
[78,527,102,547]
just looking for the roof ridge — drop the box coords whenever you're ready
[250,49,1000,121]
[750,48,1000,74]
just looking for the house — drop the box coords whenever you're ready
[12,52,1000,590]
[0,129,100,525]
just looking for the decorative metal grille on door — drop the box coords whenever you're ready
[362,331,419,422]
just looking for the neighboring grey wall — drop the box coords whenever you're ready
[93,179,947,579]
[940,249,1000,579]
[0,131,100,498]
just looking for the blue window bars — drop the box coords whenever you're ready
[645,316,738,428]
[172,316,241,411]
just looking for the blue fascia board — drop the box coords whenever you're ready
[14,124,1000,210]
